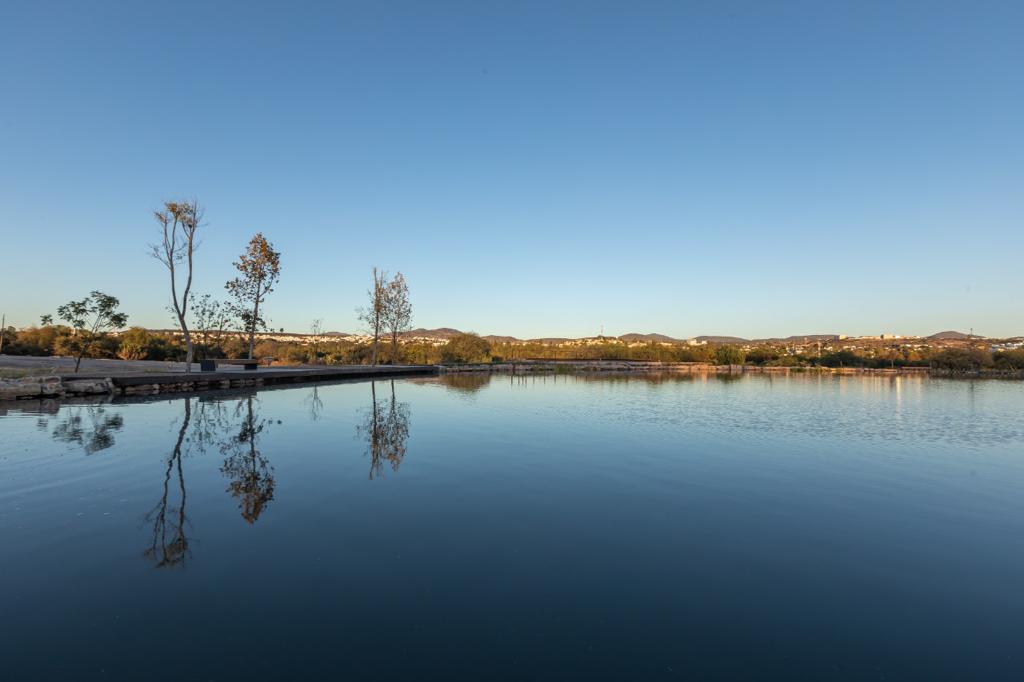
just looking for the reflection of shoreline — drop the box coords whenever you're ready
[435,360,942,376]
[406,371,941,391]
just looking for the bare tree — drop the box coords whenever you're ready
[150,200,203,373]
[226,233,281,359]
[383,272,413,365]
[310,318,324,365]
[357,267,387,366]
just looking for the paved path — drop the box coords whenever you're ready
[0,355,411,377]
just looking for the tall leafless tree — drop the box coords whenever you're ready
[383,272,412,364]
[151,200,203,372]
[310,318,324,365]
[357,267,387,366]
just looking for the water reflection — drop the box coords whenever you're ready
[143,398,191,568]
[43,403,124,454]
[357,380,411,479]
[18,380,421,568]
[220,396,276,524]
[306,385,324,421]
[439,373,491,393]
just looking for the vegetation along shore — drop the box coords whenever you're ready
[1,200,1021,391]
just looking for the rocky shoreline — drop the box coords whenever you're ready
[0,376,116,401]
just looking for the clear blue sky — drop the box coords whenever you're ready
[2,1,1021,338]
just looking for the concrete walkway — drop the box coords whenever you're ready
[0,355,429,378]
[1,354,205,376]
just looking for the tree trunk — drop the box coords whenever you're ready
[391,332,398,365]
[182,326,194,373]
[248,297,259,359]
[74,333,92,373]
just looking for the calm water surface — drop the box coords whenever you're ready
[2,374,1023,680]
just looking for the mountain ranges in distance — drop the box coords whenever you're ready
[312,328,992,343]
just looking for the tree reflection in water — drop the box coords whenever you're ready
[439,373,491,394]
[45,403,125,454]
[357,380,411,479]
[305,385,324,422]
[220,396,276,524]
[143,397,192,568]
[142,393,278,567]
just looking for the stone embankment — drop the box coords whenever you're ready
[0,375,273,400]
[0,376,115,401]
[0,365,437,402]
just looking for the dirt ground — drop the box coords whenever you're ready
[0,355,275,377]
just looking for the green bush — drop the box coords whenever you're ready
[929,347,993,372]
[441,333,492,364]
[714,345,746,365]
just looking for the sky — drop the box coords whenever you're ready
[1,1,1022,339]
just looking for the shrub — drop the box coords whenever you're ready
[714,345,746,365]
[441,333,492,364]
[929,347,993,372]
[994,348,1024,370]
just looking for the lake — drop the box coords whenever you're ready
[2,373,1023,680]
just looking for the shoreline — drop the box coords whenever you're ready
[439,360,1023,379]
[2,361,1021,403]
[0,364,438,401]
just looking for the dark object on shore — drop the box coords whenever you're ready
[202,357,275,371]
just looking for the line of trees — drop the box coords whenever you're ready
[9,197,1019,374]
[5,198,423,370]
[5,318,1023,373]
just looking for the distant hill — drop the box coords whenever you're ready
[135,326,990,345]
[928,330,973,340]
[696,335,748,344]
[619,333,679,343]
[400,327,463,340]
[756,334,842,343]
